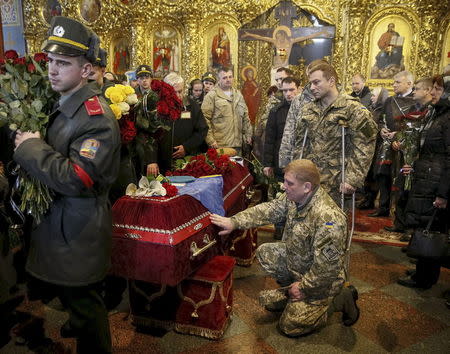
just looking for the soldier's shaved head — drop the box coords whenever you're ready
[284,159,320,188]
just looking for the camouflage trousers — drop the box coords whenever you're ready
[256,242,331,336]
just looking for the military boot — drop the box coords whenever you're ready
[331,285,360,326]
[258,288,288,311]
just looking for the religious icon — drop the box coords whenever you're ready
[205,22,237,73]
[112,37,131,74]
[211,27,231,68]
[241,65,261,125]
[369,17,411,80]
[80,0,101,23]
[440,23,450,72]
[153,26,180,77]
[42,0,62,24]
[240,25,333,68]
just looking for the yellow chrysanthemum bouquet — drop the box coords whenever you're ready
[105,84,138,119]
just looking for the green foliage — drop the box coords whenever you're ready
[0,55,58,135]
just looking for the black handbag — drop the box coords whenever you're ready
[406,209,450,260]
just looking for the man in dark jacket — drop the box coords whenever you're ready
[263,77,301,181]
[369,71,415,219]
[350,74,371,108]
[147,72,208,175]
[263,77,301,239]
[13,17,120,353]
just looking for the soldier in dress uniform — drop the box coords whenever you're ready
[88,48,107,86]
[211,159,359,337]
[201,71,217,95]
[135,64,153,97]
[13,16,120,353]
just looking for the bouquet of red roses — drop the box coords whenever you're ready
[167,148,236,178]
[150,79,183,121]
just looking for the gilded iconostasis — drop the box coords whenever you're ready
[21,0,450,121]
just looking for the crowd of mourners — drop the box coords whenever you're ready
[0,15,449,353]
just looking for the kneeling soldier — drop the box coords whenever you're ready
[211,159,359,337]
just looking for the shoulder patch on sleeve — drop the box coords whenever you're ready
[80,139,100,159]
[322,243,341,262]
[84,96,105,116]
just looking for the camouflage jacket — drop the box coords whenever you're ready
[292,93,377,202]
[201,87,252,149]
[231,187,348,299]
[252,94,281,161]
[278,83,315,168]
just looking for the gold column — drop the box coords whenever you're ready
[132,20,148,69]
[182,16,202,81]
[416,12,440,77]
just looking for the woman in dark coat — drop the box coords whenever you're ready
[397,75,450,289]
[146,73,208,176]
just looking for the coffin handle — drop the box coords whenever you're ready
[190,234,216,259]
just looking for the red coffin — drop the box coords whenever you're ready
[111,194,219,286]
[110,164,254,286]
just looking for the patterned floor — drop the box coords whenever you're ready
[2,212,450,353]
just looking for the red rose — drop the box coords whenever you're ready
[4,50,18,60]
[33,52,48,63]
[206,148,218,161]
[157,101,169,116]
[162,183,178,197]
[151,79,162,91]
[119,118,137,145]
[13,57,26,65]
[27,63,36,73]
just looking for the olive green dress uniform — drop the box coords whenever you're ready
[13,16,120,353]
[292,93,378,204]
[231,187,348,336]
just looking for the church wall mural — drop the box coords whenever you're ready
[21,0,450,114]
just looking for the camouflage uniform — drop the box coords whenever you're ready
[253,94,281,160]
[292,93,377,204]
[278,84,315,168]
[231,187,348,336]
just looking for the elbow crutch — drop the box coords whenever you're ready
[338,119,355,282]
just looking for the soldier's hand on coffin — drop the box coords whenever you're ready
[147,163,159,177]
[210,214,235,235]
[172,145,186,159]
[340,182,356,194]
[14,130,41,149]
[288,282,305,302]
[210,142,219,149]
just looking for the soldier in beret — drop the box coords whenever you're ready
[13,16,120,353]
[135,64,153,98]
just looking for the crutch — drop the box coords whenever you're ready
[298,127,308,160]
[338,120,355,283]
